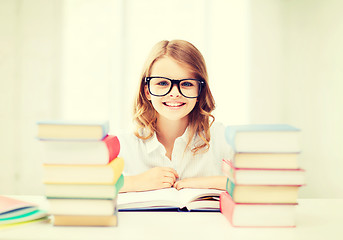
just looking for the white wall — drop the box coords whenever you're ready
[0,0,62,194]
[248,0,343,198]
[1,0,342,198]
[283,0,343,198]
[0,0,18,194]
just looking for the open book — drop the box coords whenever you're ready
[117,188,224,211]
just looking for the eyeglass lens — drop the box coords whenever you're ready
[149,77,201,98]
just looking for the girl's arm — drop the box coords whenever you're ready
[173,176,227,191]
[119,167,179,193]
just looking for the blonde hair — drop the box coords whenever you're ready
[133,40,215,154]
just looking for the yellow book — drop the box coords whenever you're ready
[43,157,124,184]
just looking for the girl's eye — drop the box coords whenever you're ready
[157,81,170,86]
[181,81,194,87]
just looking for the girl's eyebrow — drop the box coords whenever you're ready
[150,76,199,80]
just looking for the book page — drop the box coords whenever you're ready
[118,188,180,209]
[117,188,223,210]
[177,188,223,207]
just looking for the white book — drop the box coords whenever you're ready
[47,198,117,216]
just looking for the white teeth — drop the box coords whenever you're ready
[164,102,184,107]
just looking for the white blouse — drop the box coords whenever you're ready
[117,122,233,180]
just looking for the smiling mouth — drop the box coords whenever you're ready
[163,102,186,107]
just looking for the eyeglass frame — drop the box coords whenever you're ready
[145,76,205,99]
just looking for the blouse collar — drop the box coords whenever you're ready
[145,127,193,154]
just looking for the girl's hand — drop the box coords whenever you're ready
[174,176,227,190]
[125,167,179,192]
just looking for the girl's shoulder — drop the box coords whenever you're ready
[116,129,141,144]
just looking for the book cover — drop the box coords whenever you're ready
[45,174,124,199]
[117,188,223,211]
[225,178,300,203]
[220,192,297,227]
[43,157,124,185]
[225,124,301,153]
[222,159,305,185]
[37,120,109,140]
[41,135,120,165]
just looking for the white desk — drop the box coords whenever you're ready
[1,196,342,240]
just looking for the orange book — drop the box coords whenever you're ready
[53,215,117,226]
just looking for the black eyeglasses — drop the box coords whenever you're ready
[145,76,205,98]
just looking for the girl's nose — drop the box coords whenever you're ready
[169,84,181,97]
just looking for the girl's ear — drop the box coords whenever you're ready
[144,85,151,100]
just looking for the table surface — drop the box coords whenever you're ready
[1,196,343,240]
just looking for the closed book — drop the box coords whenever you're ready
[220,192,297,227]
[37,120,109,140]
[222,159,305,185]
[41,135,120,165]
[225,124,301,153]
[226,178,300,204]
[45,174,124,199]
[43,157,124,184]
[48,198,117,216]
[231,152,300,169]
[53,214,118,227]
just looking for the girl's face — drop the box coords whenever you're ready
[145,56,198,123]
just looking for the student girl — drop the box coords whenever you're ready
[118,39,232,192]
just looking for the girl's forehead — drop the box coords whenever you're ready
[150,56,195,79]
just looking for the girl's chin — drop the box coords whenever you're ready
[157,113,189,122]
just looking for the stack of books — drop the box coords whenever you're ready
[37,121,124,226]
[220,124,305,227]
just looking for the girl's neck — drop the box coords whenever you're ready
[156,116,189,159]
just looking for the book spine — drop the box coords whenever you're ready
[225,178,235,198]
[115,174,124,194]
[101,121,110,139]
[103,135,120,163]
[109,157,125,184]
[220,192,235,226]
[221,159,236,181]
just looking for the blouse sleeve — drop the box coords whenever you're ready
[116,130,142,176]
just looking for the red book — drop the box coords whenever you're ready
[220,192,297,228]
[41,135,120,165]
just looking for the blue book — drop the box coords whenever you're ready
[225,124,301,153]
[37,120,109,140]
